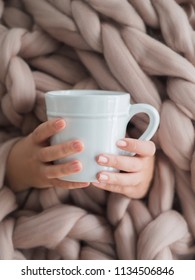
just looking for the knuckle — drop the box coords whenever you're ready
[110,172,120,185]
[45,121,54,135]
[43,164,69,179]
[42,166,51,179]
[39,165,50,181]
[42,178,51,187]
[39,148,48,161]
[130,139,137,152]
[59,165,68,175]
[61,144,68,155]
[50,178,61,188]
[44,165,62,179]
[110,156,118,168]
[32,127,40,143]
[45,121,51,131]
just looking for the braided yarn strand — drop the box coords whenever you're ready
[0,0,195,259]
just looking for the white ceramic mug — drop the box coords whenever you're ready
[45,90,160,182]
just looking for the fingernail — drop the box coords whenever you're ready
[72,141,82,151]
[69,161,81,172]
[98,173,109,182]
[97,155,108,164]
[117,140,127,147]
[55,119,65,129]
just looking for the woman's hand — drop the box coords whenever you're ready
[6,118,90,192]
[92,138,156,198]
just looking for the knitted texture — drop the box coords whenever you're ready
[0,0,195,260]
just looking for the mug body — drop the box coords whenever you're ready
[45,90,130,182]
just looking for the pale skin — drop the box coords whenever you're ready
[6,118,156,198]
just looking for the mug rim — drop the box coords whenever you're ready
[46,89,130,98]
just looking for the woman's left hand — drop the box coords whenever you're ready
[92,138,156,199]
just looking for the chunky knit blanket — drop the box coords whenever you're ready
[0,0,195,260]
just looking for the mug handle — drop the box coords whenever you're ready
[122,103,160,156]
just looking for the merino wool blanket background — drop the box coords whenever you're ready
[0,0,195,260]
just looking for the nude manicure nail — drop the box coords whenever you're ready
[117,140,127,147]
[98,155,108,164]
[72,141,82,151]
[69,161,81,172]
[55,119,65,129]
[99,174,109,181]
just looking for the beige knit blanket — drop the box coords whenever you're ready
[0,0,195,260]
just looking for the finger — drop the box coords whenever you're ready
[92,181,147,199]
[92,182,123,193]
[51,179,90,189]
[32,118,65,144]
[116,138,156,157]
[42,160,82,179]
[39,140,84,162]
[96,154,142,172]
[96,171,141,187]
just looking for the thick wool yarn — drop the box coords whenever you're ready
[0,0,195,260]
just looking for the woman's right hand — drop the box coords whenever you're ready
[6,118,90,192]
